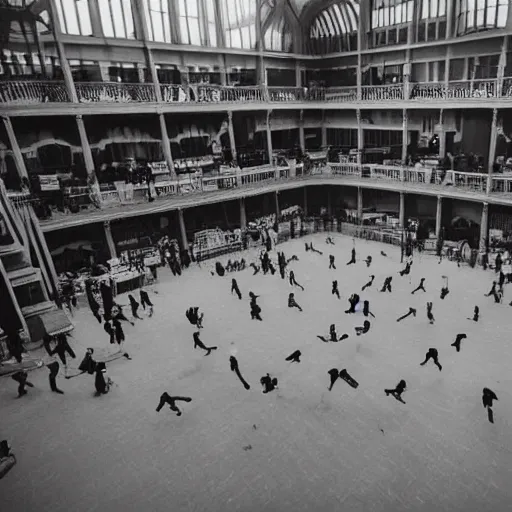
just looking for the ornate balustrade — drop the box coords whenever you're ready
[490,174,512,194]
[75,82,156,103]
[5,80,512,105]
[0,80,69,104]
[328,163,361,176]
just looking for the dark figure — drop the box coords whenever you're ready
[328,368,339,391]
[399,262,412,276]
[355,320,371,336]
[47,361,63,394]
[365,256,372,268]
[140,289,154,313]
[385,380,407,403]
[345,293,360,314]
[112,318,125,345]
[326,237,335,245]
[4,330,25,363]
[396,307,417,322]
[249,292,259,307]
[289,270,304,291]
[420,348,442,371]
[499,271,505,292]
[305,242,310,252]
[440,276,449,299]
[104,320,116,344]
[412,278,426,294]
[231,278,242,300]
[100,281,114,321]
[288,293,303,312]
[285,350,302,363]
[332,280,340,299]
[11,371,34,397]
[260,374,278,394]
[469,306,479,322]
[261,252,270,274]
[363,300,375,318]
[0,440,12,459]
[307,242,323,255]
[494,288,503,303]
[495,253,502,274]
[156,392,192,416]
[339,369,359,388]
[381,251,387,257]
[451,333,467,352]
[128,294,143,320]
[380,277,392,293]
[362,275,375,292]
[229,356,250,390]
[347,248,356,265]
[75,348,97,377]
[186,307,203,328]
[268,262,276,275]
[317,324,348,342]
[250,263,261,275]
[94,362,111,396]
[193,331,217,356]
[49,334,76,366]
[329,255,336,270]
[250,303,263,321]
[482,388,498,424]
[113,305,134,325]
[426,302,435,324]
[215,261,226,277]
[485,281,497,297]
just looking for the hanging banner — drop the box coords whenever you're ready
[39,175,60,191]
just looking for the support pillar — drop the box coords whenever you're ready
[303,187,308,216]
[435,195,443,239]
[239,197,247,229]
[438,109,446,158]
[2,116,28,180]
[401,109,408,164]
[299,110,305,154]
[295,60,301,87]
[327,188,332,217]
[356,109,363,165]
[487,108,498,194]
[75,115,96,180]
[159,114,175,179]
[104,221,117,259]
[321,111,327,148]
[399,192,406,228]
[357,187,363,225]
[266,110,273,165]
[178,209,189,251]
[274,191,280,219]
[479,202,489,253]
[227,111,238,165]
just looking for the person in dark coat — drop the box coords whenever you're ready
[329,255,336,269]
[94,362,110,396]
[345,293,360,314]
[451,333,467,352]
[396,307,417,322]
[482,388,498,423]
[231,278,242,300]
[193,331,217,356]
[156,392,192,416]
[11,371,34,397]
[355,320,371,336]
[260,374,278,394]
[362,275,375,291]
[53,333,76,366]
[128,294,143,320]
[426,302,435,324]
[468,305,479,322]
[420,348,442,371]
[112,318,125,345]
[332,280,340,299]
[380,276,392,292]
[100,281,114,321]
[363,300,375,318]
[347,247,356,265]
[289,270,304,291]
[285,350,301,363]
[412,278,426,294]
[288,293,303,312]
[385,380,406,401]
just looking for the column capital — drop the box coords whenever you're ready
[299,109,304,122]
[492,108,498,123]
[356,109,361,122]
[76,114,83,120]
[103,220,111,229]
[437,195,442,201]
[227,111,233,121]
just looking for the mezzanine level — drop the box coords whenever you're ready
[2,79,512,116]
[14,163,512,233]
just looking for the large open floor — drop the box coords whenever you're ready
[1,234,512,512]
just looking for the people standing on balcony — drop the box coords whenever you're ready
[329,255,336,269]
[231,278,242,300]
[380,276,392,293]
[289,270,304,291]
[420,348,442,371]
[412,278,426,294]
[362,275,375,291]
[332,280,340,299]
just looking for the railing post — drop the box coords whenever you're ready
[399,192,406,228]
[178,208,189,251]
[479,202,489,253]
[435,195,442,239]
[438,109,446,158]
[266,110,273,166]
[401,109,408,165]
[239,197,247,229]
[357,187,363,225]
[299,109,305,154]
[2,116,28,181]
[487,108,498,195]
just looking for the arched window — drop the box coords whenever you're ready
[309,1,359,55]
[178,0,217,46]
[456,0,508,35]
[143,0,171,43]
[55,0,92,36]
[99,0,135,39]
[220,0,257,49]
[371,0,413,29]
[264,17,292,52]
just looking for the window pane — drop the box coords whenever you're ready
[163,13,171,42]
[123,0,135,38]
[111,0,125,37]
[439,0,446,16]
[100,1,115,37]
[65,1,80,34]
[151,11,164,41]
[249,24,256,47]
[422,0,429,18]
[209,23,217,46]
[188,0,199,17]
[406,1,414,22]
[189,18,201,45]
[77,0,92,35]
[143,0,153,39]
[241,25,250,48]
[56,0,66,33]
[497,5,507,26]
[230,29,241,48]
[180,17,189,44]
[206,0,216,22]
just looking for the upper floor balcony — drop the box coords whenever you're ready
[2,79,512,114]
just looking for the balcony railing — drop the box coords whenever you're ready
[4,80,512,105]
[76,82,156,103]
